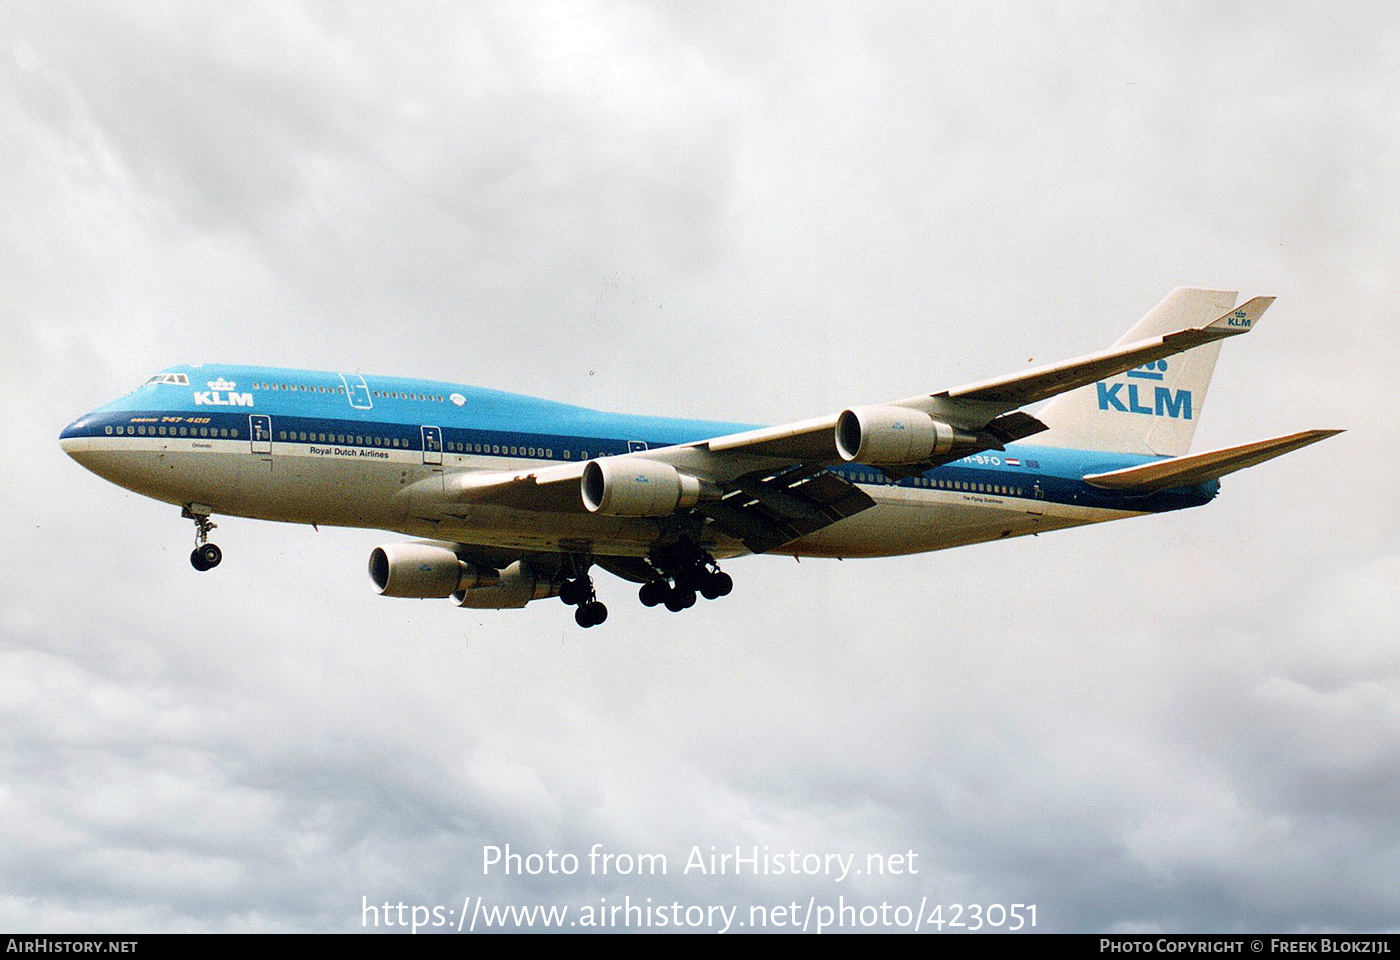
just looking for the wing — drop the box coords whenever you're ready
[700,295,1272,462]
[432,296,1271,552]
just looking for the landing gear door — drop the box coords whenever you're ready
[421,425,443,465]
[249,415,272,455]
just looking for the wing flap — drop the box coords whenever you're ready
[1083,429,1341,492]
[697,465,876,554]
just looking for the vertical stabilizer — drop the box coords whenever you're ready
[1035,287,1238,456]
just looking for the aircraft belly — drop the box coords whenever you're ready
[399,507,661,557]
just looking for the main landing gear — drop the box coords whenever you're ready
[183,504,222,571]
[559,569,608,628]
[638,543,732,613]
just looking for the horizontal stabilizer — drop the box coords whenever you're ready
[1082,429,1342,492]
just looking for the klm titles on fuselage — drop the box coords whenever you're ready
[193,378,254,408]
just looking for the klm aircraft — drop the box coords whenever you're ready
[61,289,1338,628]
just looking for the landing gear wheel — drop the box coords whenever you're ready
[575,601,608,628]
[664,587,696,612]
[183,505,220,570]
[646,541,731,610]
[673,566,700,591]
[560,577,590,606]
[699,571,733,599]
[560,563,605,626]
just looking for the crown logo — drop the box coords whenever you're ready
[208,377,236,391]
[1126,360,1168,381]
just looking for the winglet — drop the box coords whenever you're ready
[1204,295,1274,336]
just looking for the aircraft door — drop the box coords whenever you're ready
[249,415,272,455]
[421,425,443,465]
[339,373,373,410]
[1027,481,1045,516]
[628,440,648,453]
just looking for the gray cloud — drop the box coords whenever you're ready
[2,0,1395,933]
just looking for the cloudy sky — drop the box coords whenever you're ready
[3,0,1397,933]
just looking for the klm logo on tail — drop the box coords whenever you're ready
[1097,361,1192,419]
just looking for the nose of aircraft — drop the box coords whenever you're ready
[60,414,98,468]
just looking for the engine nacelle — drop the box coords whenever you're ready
[369,542,497,598]
[454,560,560,609]
[581,458,705,516]
[835,405,976,464]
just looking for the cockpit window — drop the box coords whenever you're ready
[143,373,190,387]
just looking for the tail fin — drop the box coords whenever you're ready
[1035,287,1243,456]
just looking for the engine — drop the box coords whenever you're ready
[453,560,560,609]
[581,458,707,516]
[368,542,497,598]
[835,405,977,464]
[370,544,561,609]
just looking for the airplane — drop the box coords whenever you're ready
[60,288,1339,628]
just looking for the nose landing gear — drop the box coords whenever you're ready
[183,504,222,571]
